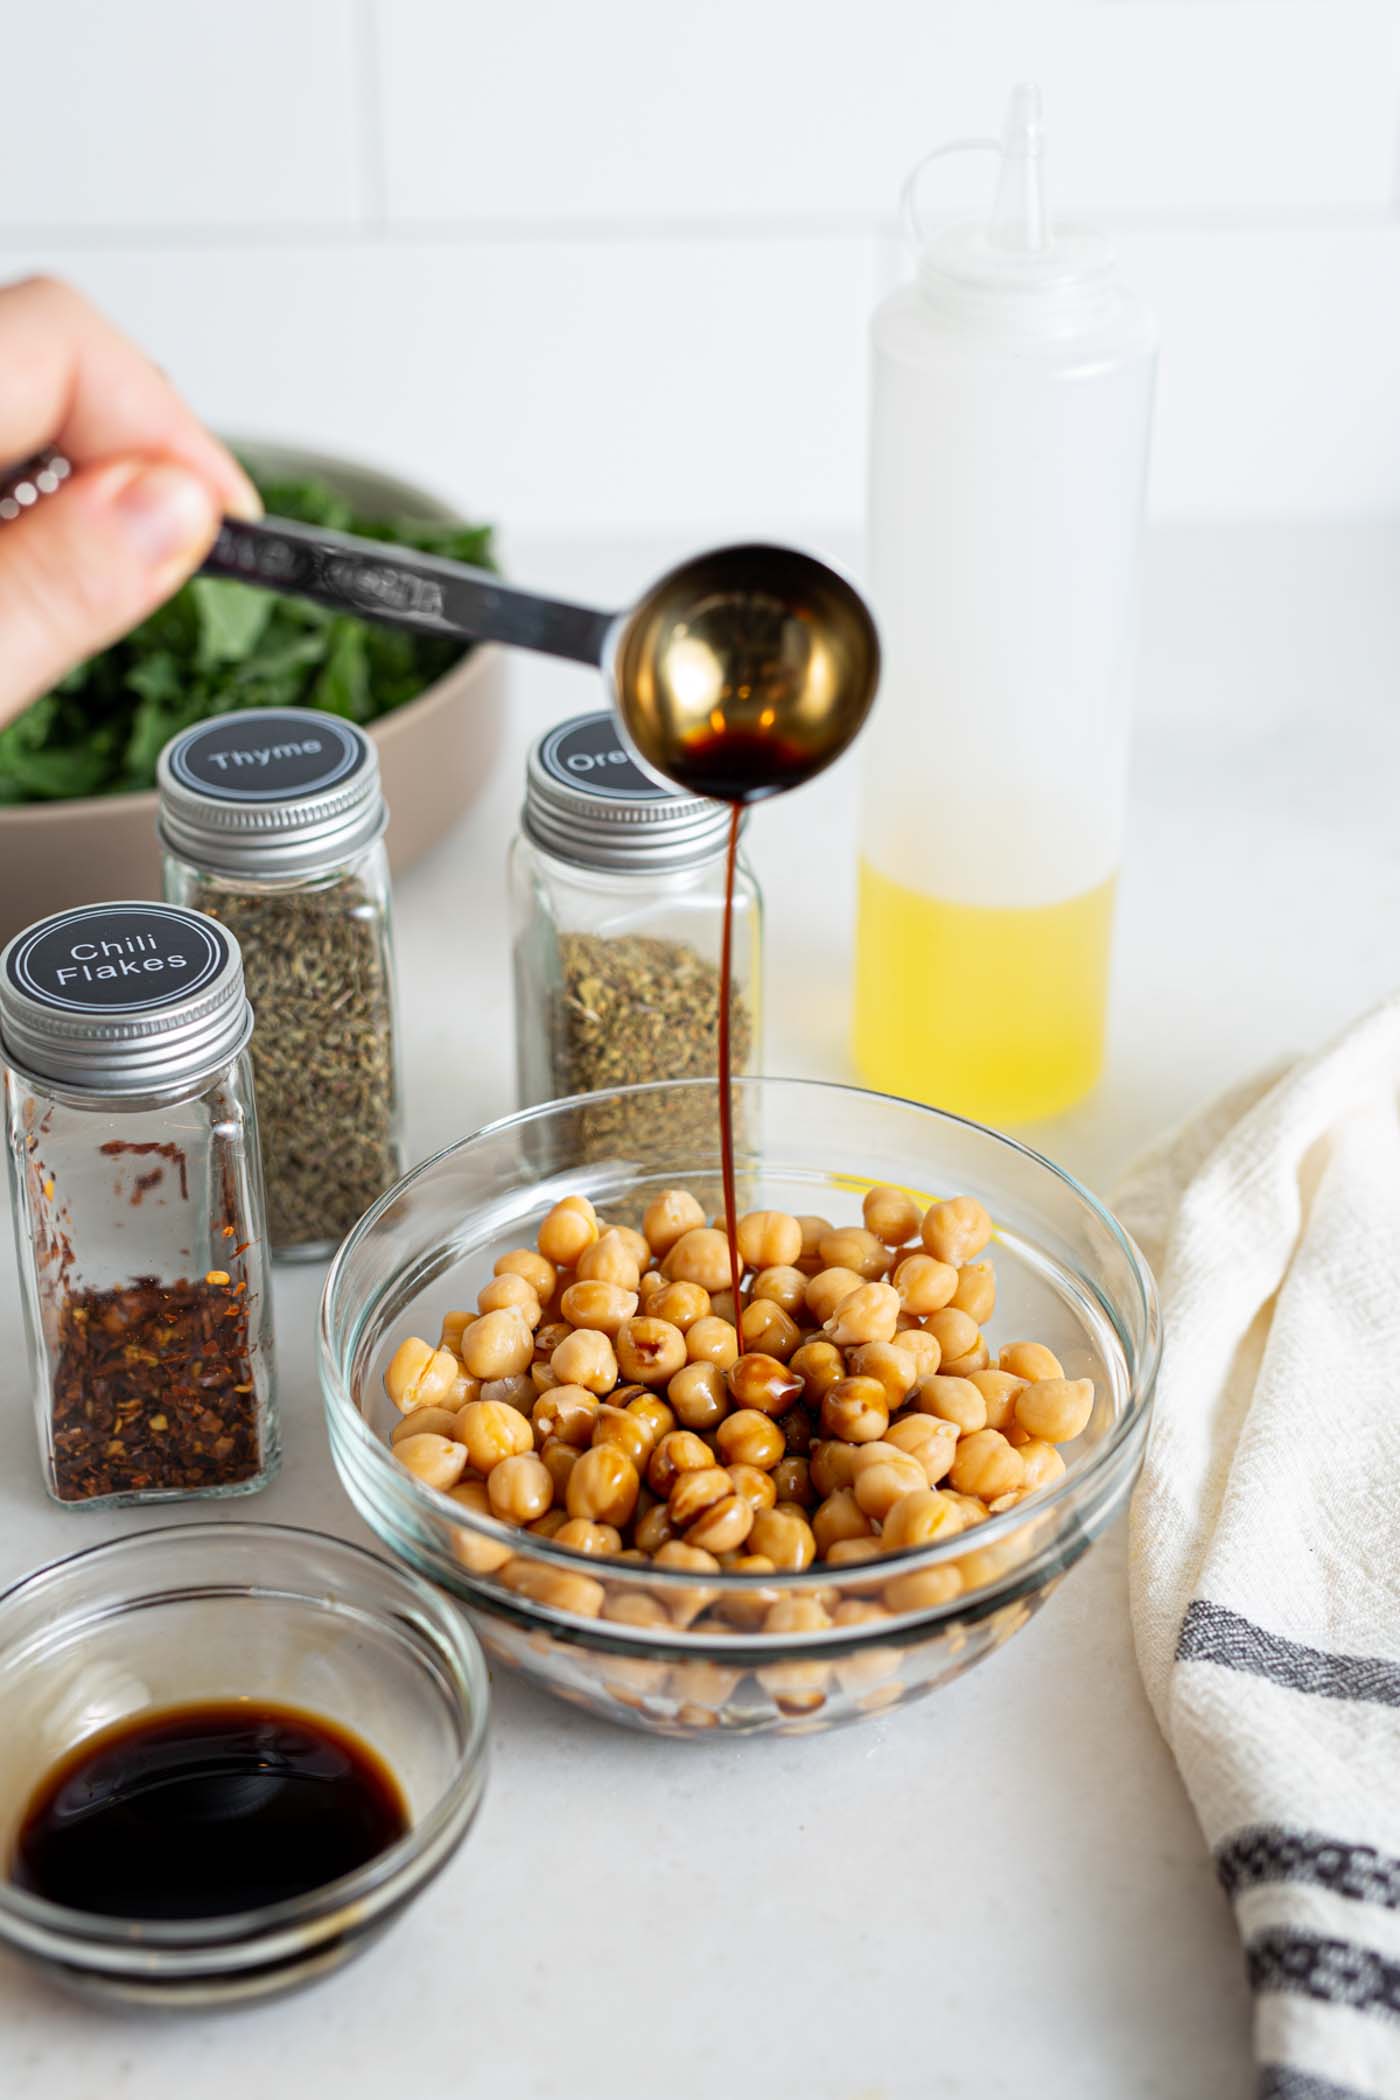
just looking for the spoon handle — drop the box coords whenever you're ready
[201,515,614,667]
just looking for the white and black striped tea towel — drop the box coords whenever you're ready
[1116,993,1400,2100]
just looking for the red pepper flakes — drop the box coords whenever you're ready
[48,1275,261,1503]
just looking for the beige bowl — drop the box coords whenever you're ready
[0,441,505,946]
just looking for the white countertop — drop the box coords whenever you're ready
[5,518,1399,2100]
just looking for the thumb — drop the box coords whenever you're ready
[0,457,220,720]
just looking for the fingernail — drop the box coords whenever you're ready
[224,464,264,523]
[110,462,216,567]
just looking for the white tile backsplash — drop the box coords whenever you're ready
[2,0,1399,527]
[0,0,362,230]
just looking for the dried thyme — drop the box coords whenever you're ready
[550,931,753,1160]
[195,875,400,1250]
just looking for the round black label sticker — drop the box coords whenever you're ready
[168,711,366,803]
[539,713,669,800]
[6,905,229,1015]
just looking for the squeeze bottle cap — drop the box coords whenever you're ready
[902,83,1114,307]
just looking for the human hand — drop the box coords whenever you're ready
[0,276,259,724]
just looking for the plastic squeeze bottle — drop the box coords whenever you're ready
[854,85,1157,1125]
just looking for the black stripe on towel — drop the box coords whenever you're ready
[1220,1827,1400,1912]
[1177,1600,1400,1709]
[1259,2070,1372,2100]
[1249,1928,1400,2024]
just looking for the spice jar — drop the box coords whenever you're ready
[157,708,403,1259]
[510,711,762,1154]
[0,901,277,1508]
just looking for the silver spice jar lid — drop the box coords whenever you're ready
[0,902,252,1095]
[524,711,732,873]
[156,708,386,877]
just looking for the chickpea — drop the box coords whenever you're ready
[500,1559,606,1618]
[667,1359,729,1431]
[614,1316,687,1385]
[685,1315,740,1370]
[950,1429,1027,1501]
[603,1590,671,1631]
[495,1247,557,1301]
[534,1319,571,1362]
[385,1336,461,1414]
[685,1493,754,1556]
[462,1308,535,1381]
[439,1309,474,1352]
[488,1452,554,1522]
[662,1227,734,1290]
[894,1327,941,1379]
[480,1373,535,1415]
[713,1556,783,1629]
[566,1444,639,1527]
[809,1438,859,1497]
[825,1280,901,1347]
[950,1261,996,1324]
[883,1564,963,1614]
[634,1501,676,1554]
[851,1446,927,1519]
[553,1517,622,1557]
[667,1465,731,1529]
[789,1339,845,1403]
[885,1413,959,1486]
[637,1269,667,1306]
[550,1328,618,1395]
[736,1210,803,1270]
[750,1265,808,1316]
[920,1195,993,1267]
[783,1406,814,1456]
[668,1658,742,1711]
[646,1427,715,1498]
[821,1377,890,1444]
[540,1438,581,1498]
[1014,1376,1094,1444]
[530,1363,558,1397]
[999,1341,1066,1383]
[477,1272,543,1325]
[533,1383,599,1448]
[740,1298,802,1361]
[456,1398,534,1473]
[748,1507,816,1570]
[772,1455,813,1507]
[590,1404,653,1470]
[726,1462,778,1512]
[715,1407,785,1470]
[968,1368,1027,1432]
[1018,1438,1068,1492]
[645,1280,710,1333]
[826,1536,886,1569]
[812,1487,875,1554]
[923,1306,980,1366]
[447,1480,516,1573]
[650,1539,721,1627]
[794,1213,832,1274]
[624,1390,675,1448]
[891,1252,958,1316]
[915,1373,987,1436]
[941,1334,990,1378]
[881,1486,964,1550]
[863,1184,922,1247]
[643,1187,707,1257]
[709,1288,737,1327]
[390,1404,458,1446]
[538,1194,599,1267]
[817,1226,891,1281]
[943,1490,991,1526]
[803,1266,867,1325]
[559,1280,639,1336]
[764,1595,832,1635]
[727,1353,803,1417]
[846,1340,917,1407]
[395,1432,469,1492]
[575,1230,642,1291]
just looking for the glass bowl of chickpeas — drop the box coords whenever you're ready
[320,1077,1159,1739]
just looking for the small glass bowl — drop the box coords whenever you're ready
[0,1523,489,2006]
[322,1078,1160,1740]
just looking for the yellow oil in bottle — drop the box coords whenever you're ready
[852,860,1118,1126]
